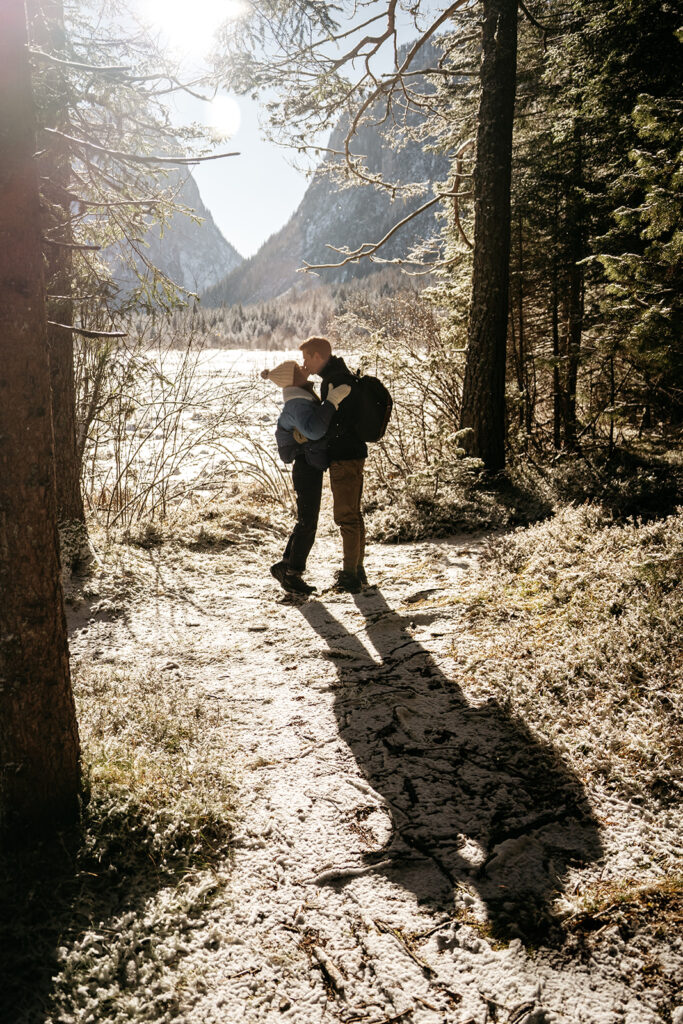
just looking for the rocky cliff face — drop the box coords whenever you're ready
[109,171,242,299]
[204,91,450,307]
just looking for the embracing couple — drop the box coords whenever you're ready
[261,336,367,597]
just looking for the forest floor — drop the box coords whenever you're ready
[16,492,683,1024]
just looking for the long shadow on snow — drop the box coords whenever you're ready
[299,588,603,944]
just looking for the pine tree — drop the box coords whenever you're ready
[0,0,80,837]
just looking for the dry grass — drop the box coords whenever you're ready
[457,505,683,805]
[0,652,235,1024]
[75,658,235,872]
[570,874,683,930]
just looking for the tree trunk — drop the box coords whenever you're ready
[563,250,583,450]
[0,0,81,838]
[28,0,89,571]
[551,184,563,450]
[459,0,518,471]
[563,122,585,451]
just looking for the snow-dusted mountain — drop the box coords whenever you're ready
[203,68,450,307]
[109,171,242,298]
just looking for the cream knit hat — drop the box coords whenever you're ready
[260,360,299,388]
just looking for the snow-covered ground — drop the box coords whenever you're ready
[66,510,682,1024]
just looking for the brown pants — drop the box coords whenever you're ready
[329,458,366,571]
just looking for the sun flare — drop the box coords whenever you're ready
[142,0,246,57]
[207,95,241,140]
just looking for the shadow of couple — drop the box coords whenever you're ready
[298,586,603,944]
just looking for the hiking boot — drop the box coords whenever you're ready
[270,560,289,586]
[270,561,315,596]
[284,571,316,596]
[356,565,368,586]
[333,569,362,594]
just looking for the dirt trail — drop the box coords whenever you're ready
[67,526,682,1024]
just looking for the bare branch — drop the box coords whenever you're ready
[43,238,101,251]
[301,185,470,271]
[47,321,127,338]
[28,48,129,74]
[342,1,471,192]
[329,0,399,69]
[42,128,239,166]
[518,0,550,46]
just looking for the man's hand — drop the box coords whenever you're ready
[327,383,351,409]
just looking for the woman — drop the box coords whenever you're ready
[261,360,349,596]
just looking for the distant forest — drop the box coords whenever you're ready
[189,271,424,350]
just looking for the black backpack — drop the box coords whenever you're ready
[350,371,393,442]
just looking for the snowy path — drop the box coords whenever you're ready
[68,529,682,1024]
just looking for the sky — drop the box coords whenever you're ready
[172,91,317,260]
[137,0,443,259]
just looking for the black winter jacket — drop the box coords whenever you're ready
[319,355,368,462]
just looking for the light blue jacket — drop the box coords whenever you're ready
[275,386,335,470]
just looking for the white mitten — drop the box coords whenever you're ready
[327,383,351,409]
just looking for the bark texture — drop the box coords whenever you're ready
[0,0,81,836]
[459,0,518,471]
[28,0,89,567]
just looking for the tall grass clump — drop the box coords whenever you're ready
[0,659,235,1024]
[461,505,683,805]
[76,659,234,869]
[77,320,292,532]
[328,294,552,539]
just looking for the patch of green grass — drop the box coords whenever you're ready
[76,660,235,873]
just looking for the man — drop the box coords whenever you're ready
[299,336,367,593]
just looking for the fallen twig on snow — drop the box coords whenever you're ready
[375,918,435,975]
[311,944,347,995]
[307,859,394,884]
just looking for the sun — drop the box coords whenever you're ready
[207,95,242,140]
[142,0,246,58]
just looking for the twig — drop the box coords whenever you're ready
[307,859,393,884]
[375,919,435,975]
[311,944,347,995]
[411,918,453,940]
[375,1011,412,1024]
[226,966,261,979]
